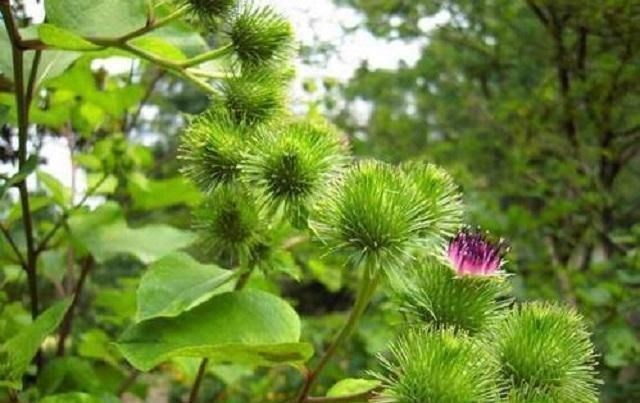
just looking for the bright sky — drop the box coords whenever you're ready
[7,0,447,195]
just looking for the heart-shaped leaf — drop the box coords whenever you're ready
[136,252,236,322]
[117,290,313,371]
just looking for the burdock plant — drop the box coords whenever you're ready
[372,227,600,403]
[242,120,347,224]
[376,328,503,403]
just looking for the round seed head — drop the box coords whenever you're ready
[242,120,347,224]
[193,185,267,262]
[310,160,429,273]
[496,302,599,403]
[399,258,510,334]
[401,161,463,242]
[227,4,294,69]
[375,327,502,403]
[179,110,246,193]
[182,0,236,23]
[216,70,286,127]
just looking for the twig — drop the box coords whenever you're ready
[0,223,28,271]
[117,369,140,396]
[188,265,256,402]
[295,270,379,402]
[187,358,210,403]
[56,256,94,356]
[1,1,40,321]
[36,174,109,254]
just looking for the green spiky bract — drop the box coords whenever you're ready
[376,327,502,403]
[496,302,599,403]
[217,70,286,127]
[179,111,247,193]
[399,259,510,335]
[241,120,347,224]
[193,185,267,263]
[227,4,294,69]
[183,0,236,23]
[401,161,463,243]
[310,160,429,273]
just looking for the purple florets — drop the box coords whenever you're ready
[448,228,507,276]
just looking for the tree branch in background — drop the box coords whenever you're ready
[36,174,109,254]
[56,256,94,356]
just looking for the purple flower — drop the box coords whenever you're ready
[447,228,507,276]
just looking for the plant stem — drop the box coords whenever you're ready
[188,358,210,403]
[180,44,233,68]
[295,268,379,403]
[0,224,28,270]
[1,1,40,321]
[36,174,109,254]
[187,265,255,402]
[56,256,94,356]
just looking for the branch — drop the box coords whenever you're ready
[36,174,109,254]
[1,0,40,321]
[0,223,28,270]
[525,0,550,27]
[295,270,380,402]
[56,256,94,356]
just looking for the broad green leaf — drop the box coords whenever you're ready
[117,290,313,371]
[38,24,101,51]
[147,5,208,57]
[0,299,71,389]
[45,0,148,38]
[129,36,187,61]
[68,202,196,263]
[136,252,235,322]
[326,378,381,401]
[37,170,72,207]
[129,175,202,210]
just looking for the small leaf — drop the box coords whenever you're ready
[0,155,38,197]
[38,24,101,51]
[37,170,72,207]
[326,378,381,401]
[117,290,313,371]
[136,252,236,322]
[0,299,71,389]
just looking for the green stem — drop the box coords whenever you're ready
[1,1,39,321]
[180,44,233,68]
[187,265,255,402]
[117,4,190,43]
[295,268,379,403]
